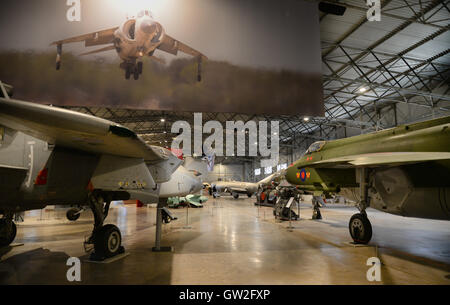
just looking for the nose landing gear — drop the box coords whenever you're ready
[349,213,372,244]
[349,168,373,244]
[85,192,124,261]
[123,61,143,80]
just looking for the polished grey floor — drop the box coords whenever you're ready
[0,197,449,284]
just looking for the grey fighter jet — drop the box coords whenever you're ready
[0,81,184,259]
[210,171,284,199]
[51,9,207,81]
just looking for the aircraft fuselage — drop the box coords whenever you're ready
[114,14,164,62]
[286,116,450,220]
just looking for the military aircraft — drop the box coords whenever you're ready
[65,154,211,222]
[286,116,450,244]
[0,80,186,259]
[159,157,209,198]
[210,171,284,199]
[51,9,207,81]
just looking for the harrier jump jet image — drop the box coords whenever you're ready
[286,116,450,244]
[51,9,207,81]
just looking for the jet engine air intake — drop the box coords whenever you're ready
[123,20,136,41]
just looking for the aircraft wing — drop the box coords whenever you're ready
[157,34,208,60]
[0,97,171,163]
[50,27,119,47]
[306,152,450,168]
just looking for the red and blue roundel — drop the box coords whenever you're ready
[299,169,307,181]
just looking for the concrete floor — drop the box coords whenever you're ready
[0,196,449,284]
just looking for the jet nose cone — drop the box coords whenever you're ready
[140,20,157,34]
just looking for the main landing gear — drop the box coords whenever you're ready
[349,168,373,244]
[85,192,124,260]
[311,196,322,220]
[123,61,143,80]
[0,212,16,247]
[349,213,372,244]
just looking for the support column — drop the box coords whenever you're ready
[152,198,172,252]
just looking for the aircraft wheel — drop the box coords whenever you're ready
[232,192,239,199]
[125,67,131,80]
[93,224,122,258]
[349,213,372,244]
[163,214,171,223]
[137,62,143,74]
[0,219,16,247]
[66,208,81,221]
[247,193,252,198]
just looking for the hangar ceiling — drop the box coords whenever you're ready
[66,0,450,164]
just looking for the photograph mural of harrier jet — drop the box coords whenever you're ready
[51,9,207,81]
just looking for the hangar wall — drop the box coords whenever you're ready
[206,163,246,183]
[244,88,450,182]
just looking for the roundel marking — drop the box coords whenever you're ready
[299,169,307,181]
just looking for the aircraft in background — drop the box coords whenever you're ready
[210,170,285,199]
[286,116,450,244]
[159,156,212,199]
[51,9,207,81]
[0,81,184,259]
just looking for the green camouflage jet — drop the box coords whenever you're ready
[286,116,450,244]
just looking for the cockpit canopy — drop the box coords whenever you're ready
[137,9,153,18]
[305,141,326,155]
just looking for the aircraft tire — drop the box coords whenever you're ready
[66,208,81,221]
[137,62,143,74]
[247,193,252,198]
[0,219,16,247]
[125,68,131,80]
[232,192,239,199]
[94,224,122,258]
[133,69,140,80]
[349,213,372,244]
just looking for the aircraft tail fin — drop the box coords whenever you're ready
[203,152,215,172]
